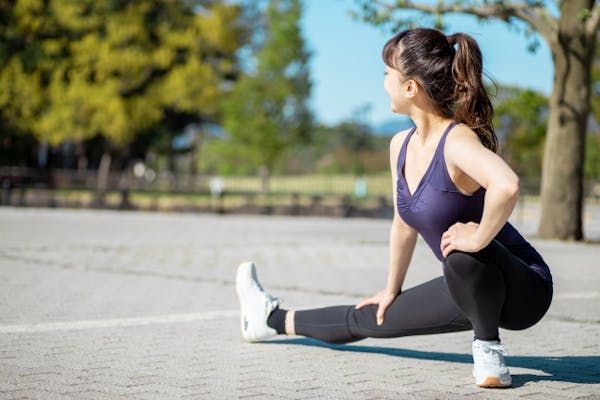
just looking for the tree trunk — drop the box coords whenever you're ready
[538,0,595,240]
[76,140,88,174]
[94,152,112,207]
[188,128,203,190]
[259,166,270,194]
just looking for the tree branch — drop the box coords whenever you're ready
[370,0,558,44]
[586,2,600,37]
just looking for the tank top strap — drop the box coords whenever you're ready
[434,121,459,158]
[397,125,417,170]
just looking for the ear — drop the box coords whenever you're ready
[404,79,419,98]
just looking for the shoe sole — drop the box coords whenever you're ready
[476,377,512,388]
[236,262,255,341]
[236,261,277,342]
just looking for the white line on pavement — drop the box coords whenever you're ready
[553,291,600,300]
[0,309,240,334]
[1,292,598,335]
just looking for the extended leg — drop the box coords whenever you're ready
[291,276,471,344]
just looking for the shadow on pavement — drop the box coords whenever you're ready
[266,338,600,387]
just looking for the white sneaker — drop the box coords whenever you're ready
[472,340,512,388]
[235,261,281,342]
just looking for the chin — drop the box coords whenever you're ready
[390,103,404,114]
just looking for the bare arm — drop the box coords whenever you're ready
[441,125,519,257]
[387,200,418,295]
[356,130,417,324]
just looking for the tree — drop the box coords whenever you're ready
[0,0,246,196]
[587,34,600,182]
[310,121,389,174]
[586,134,600,181]
[493,86,548,181]
[222,0,312,192]
[356,0,600,240]
[592,34,600,124]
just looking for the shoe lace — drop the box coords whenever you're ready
[248,268,282,314]
[251,279,281,311]
[478,343,507,367]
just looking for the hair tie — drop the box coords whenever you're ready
[447,33,460,47]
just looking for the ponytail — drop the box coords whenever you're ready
[447,33,497,152]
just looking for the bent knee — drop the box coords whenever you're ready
[443,251,480,277]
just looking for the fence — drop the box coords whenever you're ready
[0,167,394,217]
[1,167,599,218]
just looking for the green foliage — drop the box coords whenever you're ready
[588,34,600,181]
[282,119,390,175]
[493,86,548,179]
[585,134,600,180]
[201,117,390,176]
[0,0,246,147]
[492,79,598,182]
[300,121,387,175]
[201,138,258,175]
[591,34,600,124]
[221,0,312,174]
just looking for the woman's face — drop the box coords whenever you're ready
[383,66,410,114]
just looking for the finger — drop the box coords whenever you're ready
[355,300,368,309]
[442,243,455,258]
[376,303,389,326]
[440,237,450,253]
[355,298,376,309]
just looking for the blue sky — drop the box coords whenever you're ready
[300,0,554,128]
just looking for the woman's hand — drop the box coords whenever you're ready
[440,222,484,258]
[355,289,398,326]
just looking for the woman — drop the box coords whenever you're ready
[235,28,553,388]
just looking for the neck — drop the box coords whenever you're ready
[409,109,453,144]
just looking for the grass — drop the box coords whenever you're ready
[220,173,392,197]
[36,173,395,211]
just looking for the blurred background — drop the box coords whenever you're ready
[0,0,598,239]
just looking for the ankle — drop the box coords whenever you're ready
[285,310,295,335]
[266,307,288,334]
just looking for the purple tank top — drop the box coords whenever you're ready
[396,122,552,283]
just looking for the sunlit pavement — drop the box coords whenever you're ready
[0,206,598,400]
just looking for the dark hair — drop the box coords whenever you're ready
[382,28,497,152]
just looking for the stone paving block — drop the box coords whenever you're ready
[1,209,600,399]
[63,390,123,400]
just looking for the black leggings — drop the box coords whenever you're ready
[294,241,553,344]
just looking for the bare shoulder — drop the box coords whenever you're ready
[390,127,413,153]
[447,123,481,142]
[445,123,489,154]
[445,123,505,178]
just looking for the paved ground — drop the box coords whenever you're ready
[0,205,599,400]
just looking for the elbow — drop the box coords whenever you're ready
[502,174,520,202]
[488,173,519,202]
